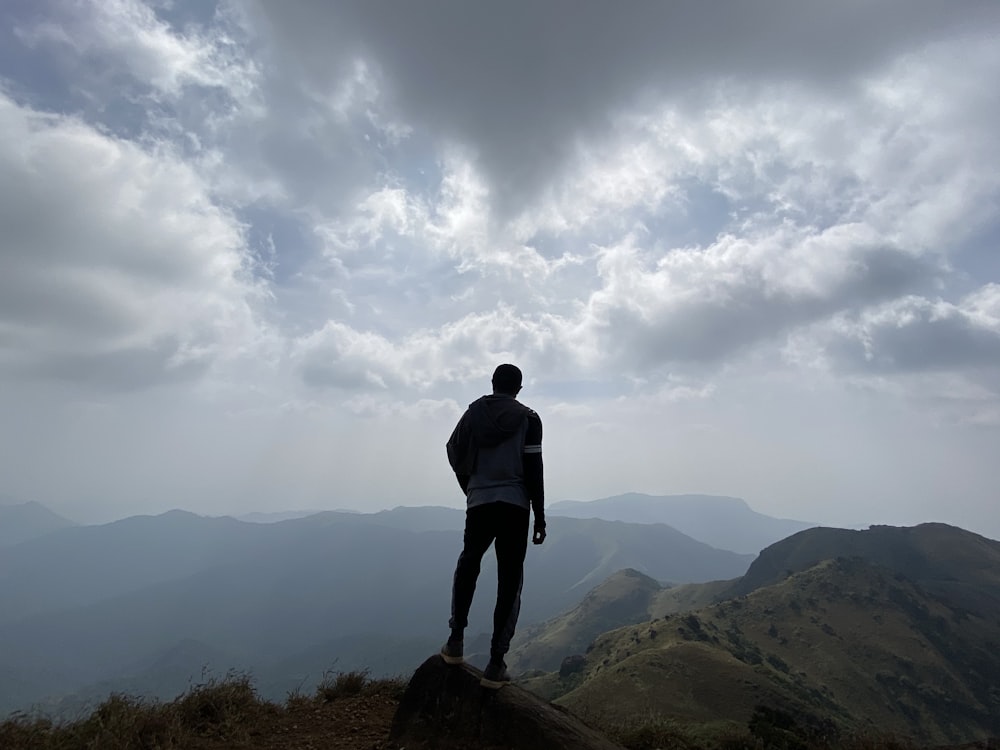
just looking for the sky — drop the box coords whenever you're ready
[0,0,998,538]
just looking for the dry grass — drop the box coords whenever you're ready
[0,669,407,750]
[316,668,369,702]
[0,671,268,749]
[314,668,408,703]
[2,668,985,750]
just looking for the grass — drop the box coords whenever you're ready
[316,667,370,702]
[603,711,935,750]
[315,668,408,703]
[604,712,766,750]
[547,557,1000,746]
[0,668,407,750]
[592,701,969,750]
[3,667,989,750]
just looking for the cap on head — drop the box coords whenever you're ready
[491,363,522,395]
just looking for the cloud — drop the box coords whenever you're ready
[825,285,1000,376]
[298,25,999,393]
[15,0,257,99]
[781,284,1000,426]
[291,305,574,394]
[0,92,268,389]
[317,154,558,281]
[342,395,459,421]
[1,0,998,538]
[294,321,400,390]
[250,0,1000,215]
[572,226,936,372]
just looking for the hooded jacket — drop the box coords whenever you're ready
[446,394,544,519]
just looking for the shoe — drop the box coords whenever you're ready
[440,639,464,665]
[480,660,511,689]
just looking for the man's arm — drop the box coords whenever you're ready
[523,411,545,544]
[446,411,473,494]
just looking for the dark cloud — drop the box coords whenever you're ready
[828,296,1000,376]
[252,0,1000,214]
[592,243,938,369]
[10,338,211,391]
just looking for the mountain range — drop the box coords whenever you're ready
[14,495,993,744]
[0,501,756,716]
[549,493,817,554]
[0,500,76,548]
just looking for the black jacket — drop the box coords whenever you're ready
[446,395,544,522]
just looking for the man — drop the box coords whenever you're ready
[441,363,546,688]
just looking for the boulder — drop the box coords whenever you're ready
[388,655,624,750]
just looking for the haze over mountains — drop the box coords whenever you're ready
[0,501,76,548]
[5,493,998,745]
[0,495,758,716]
[550,493,817,554]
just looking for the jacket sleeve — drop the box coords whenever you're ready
[522,411,544,524]
[446,411,474,493]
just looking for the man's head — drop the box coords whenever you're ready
[491,363,522,395]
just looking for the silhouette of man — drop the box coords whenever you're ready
[441,363,545,688]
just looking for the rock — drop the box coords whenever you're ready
[388,655,625,750]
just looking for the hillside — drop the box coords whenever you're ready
[727,523,1000,616]
[549,493,815,554]
[0,507,751,716]
[0,501,76,547]
[510,569,665,673]
[523,555,1000,745]
[510,572,734,673]
[513,522,1000,678]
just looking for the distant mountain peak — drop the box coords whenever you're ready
[159,509,203,519]
[0,500,77,547]
[548,493,815,555]
[581,492,753,510]
[595,568,662,589]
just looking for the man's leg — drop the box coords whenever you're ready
[490,502,530,660]
[448,504,496,637]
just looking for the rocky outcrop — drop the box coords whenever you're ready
[388,655,624,750]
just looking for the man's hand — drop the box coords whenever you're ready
[532,521,546,545]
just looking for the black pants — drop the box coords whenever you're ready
[449,501,530,659]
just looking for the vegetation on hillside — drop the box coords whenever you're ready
[4,667,996,750]
[0,670,404,750]
[523,557,1000,746]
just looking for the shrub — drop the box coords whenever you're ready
[173,670,267,740]
[0,714,56,750]
[609,714,694,750]
[316,668,370,702]
[766,653,790,673]
[0,693,182,750]
[747,705,808,750]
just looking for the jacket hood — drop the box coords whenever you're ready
[467,395,531,449]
